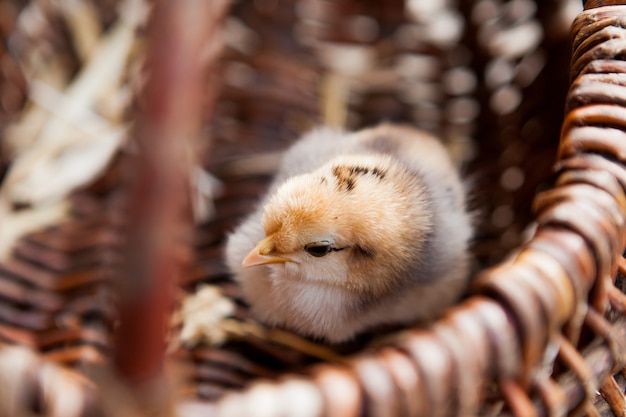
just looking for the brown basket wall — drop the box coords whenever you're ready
[0,0,626,416]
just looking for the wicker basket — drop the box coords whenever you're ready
[0,0,625,416]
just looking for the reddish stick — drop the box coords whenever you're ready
[113,0,228,383]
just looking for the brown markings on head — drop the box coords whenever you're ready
[332,164,386,193]
[348,165,386,180]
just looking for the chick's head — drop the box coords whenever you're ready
[242,154,434,296]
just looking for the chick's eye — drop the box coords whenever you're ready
[304,241,332,257]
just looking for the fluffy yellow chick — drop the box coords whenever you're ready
[225,124,473,343]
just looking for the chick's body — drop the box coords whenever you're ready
[226,124,472,343]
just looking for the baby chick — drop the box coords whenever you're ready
[225,124,473,343]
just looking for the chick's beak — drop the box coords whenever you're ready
[242,236,290,268]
